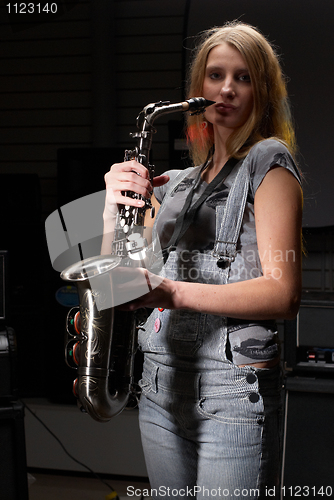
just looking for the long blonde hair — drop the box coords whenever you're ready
[186,21,297,165]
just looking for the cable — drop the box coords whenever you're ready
[21,400,120,500]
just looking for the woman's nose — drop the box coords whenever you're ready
[220,78,235,98]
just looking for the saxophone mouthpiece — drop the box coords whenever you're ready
[204,99,216,107]
[184,97,216,115]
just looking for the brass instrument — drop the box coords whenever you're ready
[61,98,215,422]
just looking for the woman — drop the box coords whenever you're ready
[103,21,302,499]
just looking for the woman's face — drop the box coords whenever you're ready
[202,42,254,134]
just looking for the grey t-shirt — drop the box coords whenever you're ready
[154,139,300,284]
[153,139,301,365]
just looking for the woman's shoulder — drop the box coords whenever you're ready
[246,139,301,196]
[247,138,294,163]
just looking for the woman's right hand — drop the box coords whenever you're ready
[103,160,169,219]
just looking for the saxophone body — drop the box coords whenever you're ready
[61,98,215,422]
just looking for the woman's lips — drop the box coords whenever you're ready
[215,102,237,111]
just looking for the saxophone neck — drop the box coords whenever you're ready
[130,98,215,168]
[137,97,215,129]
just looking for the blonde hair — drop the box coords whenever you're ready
[186,21,297,165]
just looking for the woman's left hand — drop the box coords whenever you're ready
[114,267,178,311]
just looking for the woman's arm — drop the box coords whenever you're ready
[127,166,303,320]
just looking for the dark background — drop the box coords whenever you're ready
[0,1,334,492]
[0,0,333,399]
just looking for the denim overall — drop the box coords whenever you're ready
[138,159,282,499]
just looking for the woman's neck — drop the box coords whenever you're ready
[202,136,230,183]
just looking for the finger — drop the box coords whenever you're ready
[105,181,151,206]
[152,174,170,187]
[114,194,146,208]
[105,171,152,198]
[118,178,152,199]
[111,160,150,179]
[105,186,144,214]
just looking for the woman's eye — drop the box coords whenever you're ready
[239,74,251,82]
[209,72,221,80]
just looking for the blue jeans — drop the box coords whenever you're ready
[139,357,282,499]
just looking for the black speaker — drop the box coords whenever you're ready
[281,377,334,497]
[284,294,334,375]
[0,402,29,500]
[0,174,49,397]
[0,327,17,399]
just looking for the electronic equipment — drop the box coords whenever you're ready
[0,251,17,399]
[284,293,334,374]
[0,327,17,400]
[281,376,334,495]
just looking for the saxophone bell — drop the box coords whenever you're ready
[62,255,128,422]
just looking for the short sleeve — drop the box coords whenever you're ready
[247,139,301,200]
[154,169,182,204]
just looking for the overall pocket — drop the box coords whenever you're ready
[139,307,207,357]
[139,250,228,357]
[196,368,266,426]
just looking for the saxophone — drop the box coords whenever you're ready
[60,98,214,422]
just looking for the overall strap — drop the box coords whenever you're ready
[213,157,250,265]
[164,157,238,250]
